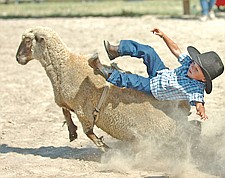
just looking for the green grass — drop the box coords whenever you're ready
[0,0,200,18]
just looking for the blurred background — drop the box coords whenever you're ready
[1,0,224,19]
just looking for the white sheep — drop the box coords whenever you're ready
[16,26,193,151]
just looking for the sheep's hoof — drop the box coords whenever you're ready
[100,145,110,152]
[69,132,78,142]
[100,141,110,152]
[68,125,78,142]
[98,136,110,152]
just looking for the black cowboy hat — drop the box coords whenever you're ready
[187,46,224,94]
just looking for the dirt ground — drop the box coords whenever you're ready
[1,15,225,178]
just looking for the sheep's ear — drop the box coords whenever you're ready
[35,34,44,43]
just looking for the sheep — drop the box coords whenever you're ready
[16,26,193,151]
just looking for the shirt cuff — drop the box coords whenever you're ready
[189,93,205,106]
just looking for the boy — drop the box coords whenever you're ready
[88,28,224,120]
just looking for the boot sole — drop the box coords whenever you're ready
[104,40,115,61]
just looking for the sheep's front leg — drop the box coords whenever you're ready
[62,108,78,142]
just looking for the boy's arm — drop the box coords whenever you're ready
[151,28,182,58]
[196,102,208,120]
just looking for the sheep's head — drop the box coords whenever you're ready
[16,28,46,65]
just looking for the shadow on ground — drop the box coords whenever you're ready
[0,144,102,162]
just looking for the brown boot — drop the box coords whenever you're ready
[104,40,119,60]
[88,53,114,79]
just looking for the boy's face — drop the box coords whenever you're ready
[187,61,206,82]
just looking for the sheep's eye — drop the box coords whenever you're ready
[24,38,32,48]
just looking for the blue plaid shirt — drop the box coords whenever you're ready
[149,53,206,106]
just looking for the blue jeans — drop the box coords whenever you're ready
[107,40,167,94]
[200,0,215,15]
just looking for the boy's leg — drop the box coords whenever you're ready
[107,70,151,94]
[88,53,151,94]
[119,40,167,77]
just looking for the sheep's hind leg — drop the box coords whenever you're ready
[62,108,78,142]
[86,130,110,152]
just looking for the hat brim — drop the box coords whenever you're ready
[187,46,212,94]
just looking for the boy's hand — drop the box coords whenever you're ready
[151,28,164,38]
[196,102,208,120]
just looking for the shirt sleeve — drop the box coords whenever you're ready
[178,53,192,65]
[189,93,205,106]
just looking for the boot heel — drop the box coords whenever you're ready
[104,40,119,61]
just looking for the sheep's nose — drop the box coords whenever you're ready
[16,54,20,62]
[16,53,23,63]
[16,47,22,62]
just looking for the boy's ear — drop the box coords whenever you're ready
[202,78,206,82]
